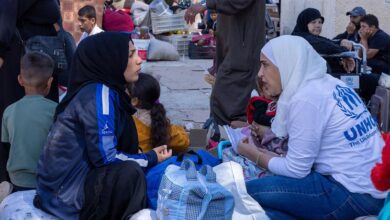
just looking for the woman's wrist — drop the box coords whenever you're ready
[255,151,262,167]
[256,149,283,169]
[255,151,269,169]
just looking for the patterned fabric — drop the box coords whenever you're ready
[261,129,288,155]
[222,147,273,181]
[221,128,288,181]
[157,160,234,220]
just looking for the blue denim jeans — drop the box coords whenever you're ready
[246,172,384,220]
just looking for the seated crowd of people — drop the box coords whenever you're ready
[291,7,390,102]
[0,2,390,220]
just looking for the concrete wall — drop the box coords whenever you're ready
[281,0,390,38]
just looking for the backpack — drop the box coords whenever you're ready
[24,27,76,86]
[157,159,234,220]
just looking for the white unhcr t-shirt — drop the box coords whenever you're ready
[269,74,386,199]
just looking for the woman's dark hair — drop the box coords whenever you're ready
[130,73,171,148]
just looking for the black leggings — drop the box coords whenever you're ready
[12,184,34,193]
[80,161,147,220]
[0,143,10,182]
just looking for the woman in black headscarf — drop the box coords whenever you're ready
[292,8,355,73]
[34,32,171,220]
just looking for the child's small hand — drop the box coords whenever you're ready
[153,145,172,163]
[250,122,269,141]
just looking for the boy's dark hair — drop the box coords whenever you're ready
[128,73,171,148]
[20,52,54,88]
[78,5,97,19]
[361,14,379,28]
[209,9,217,15]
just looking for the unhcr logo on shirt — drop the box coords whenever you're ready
[344,116,377,143]
[333,85,367,120]
[333,85,378,146]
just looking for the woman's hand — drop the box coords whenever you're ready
[237,137,255,156]
[153,145,172,163]
[237,137,280,169]
[257,147,283,158]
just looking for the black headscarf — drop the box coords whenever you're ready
[55,32,139,154]
[292,8,325,34]
[291,8,347,55]
[56,32,135,116]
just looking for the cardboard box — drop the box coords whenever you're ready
[189,128,208,148]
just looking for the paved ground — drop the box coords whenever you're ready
[142,58,213,129]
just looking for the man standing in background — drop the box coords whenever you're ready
[185,0,265,125]
[77,5,103,45]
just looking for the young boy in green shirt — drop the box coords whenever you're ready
[0,52,57,201]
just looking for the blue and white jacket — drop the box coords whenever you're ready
[36,83,157,219]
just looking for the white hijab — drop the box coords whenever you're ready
[261,35,327,137]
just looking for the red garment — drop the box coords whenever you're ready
[103,9,134,32]
[246,96,276,124]
[371,133,390,191]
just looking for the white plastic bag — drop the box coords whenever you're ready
[149,0,172,16]
[213,162,269,220]
[0,190,58,220]
[131,1,150,26]
[130,209,158,220]
[147,39,180,61]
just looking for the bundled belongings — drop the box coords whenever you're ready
[156,34,191,57]
[103,8,134,32]
[131,1,151,27]
[189,34,216,59]
[147,38,180,61]
[156,159,234,220]
[146,150,220,209]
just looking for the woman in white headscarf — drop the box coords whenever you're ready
[239,35,386,219]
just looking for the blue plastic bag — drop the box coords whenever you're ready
[146,149,220,209]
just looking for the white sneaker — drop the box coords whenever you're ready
[0,181,13,203]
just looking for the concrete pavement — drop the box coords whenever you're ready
[142,58,213,129]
